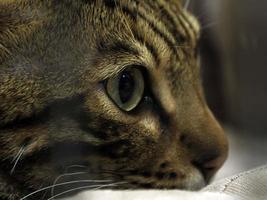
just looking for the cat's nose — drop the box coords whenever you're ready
[192,150,227,182]
[180,109,228,182]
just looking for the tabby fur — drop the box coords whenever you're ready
[0,0,228,199]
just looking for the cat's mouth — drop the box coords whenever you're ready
[49,163,206,192]
[115,167,206,190]
[181,168,206,190]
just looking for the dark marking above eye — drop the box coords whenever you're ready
[132,33,161,67]
[96,40,139,56]
[109,2,178,56]
[144,0,187,45]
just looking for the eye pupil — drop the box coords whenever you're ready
[119,72,135,103]
[106,66,144,112]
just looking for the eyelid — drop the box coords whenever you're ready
[103,65,147,87]
[87,45,153,82]
[99,62,148,83]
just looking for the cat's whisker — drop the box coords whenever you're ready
[41,188,48,200]
[51,172,90,197]
[11,147,24,163]
[184,0,191,10]
[47,181,127,200]
[20,179,113,200]
[10,146,25,175]
[92,181,128,190]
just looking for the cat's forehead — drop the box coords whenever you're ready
[105,0,200,44]
[84,0,200,46]
[87,0,200,82]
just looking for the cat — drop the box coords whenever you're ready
[0,0,228,199]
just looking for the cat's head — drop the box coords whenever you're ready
[0,0,228,197]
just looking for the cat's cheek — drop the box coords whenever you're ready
[137,114,161,140]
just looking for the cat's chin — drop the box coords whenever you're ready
[153,168,206,190]
[119,168,206,190]
[182,169,206,191]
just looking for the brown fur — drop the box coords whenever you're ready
[0,0,228,199]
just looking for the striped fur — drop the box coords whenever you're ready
[0,0,228,199]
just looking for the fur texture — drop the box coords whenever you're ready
[0,0,228,199]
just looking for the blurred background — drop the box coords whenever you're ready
[189,0,267,179]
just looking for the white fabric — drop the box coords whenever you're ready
[203,165,267,200]
[63,190,234,200]
[62,165,267,200]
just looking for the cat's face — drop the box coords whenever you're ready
[0,0,228,197]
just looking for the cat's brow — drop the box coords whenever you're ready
[89,60,134,81]
[90,53,148,81]
[96,40,139,56]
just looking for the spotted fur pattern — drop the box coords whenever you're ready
[0,0,228,199]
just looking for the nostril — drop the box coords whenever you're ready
[192,152,222,182]
[193,160,217,172]
[195,152,220,165]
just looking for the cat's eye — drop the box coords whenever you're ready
[106,67,145,112]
